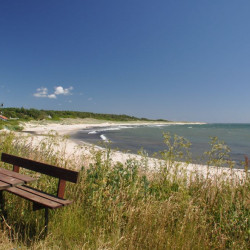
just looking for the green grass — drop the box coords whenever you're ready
[0,120,23,131]
[0,131,249,249]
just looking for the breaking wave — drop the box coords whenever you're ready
[100,134,109,142]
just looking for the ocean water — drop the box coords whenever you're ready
[70,123,250,168]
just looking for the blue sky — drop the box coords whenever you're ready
[0,0,249,123]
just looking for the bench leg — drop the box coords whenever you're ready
[0,191,8,228]
[0,191,4,211]
[45,207,49,236]
[0,191,6,219]
[33,204,49,237]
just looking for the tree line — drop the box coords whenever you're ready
[1,107,169,122]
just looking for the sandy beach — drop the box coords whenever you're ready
[22,119,206,136]
[19,119,247,180]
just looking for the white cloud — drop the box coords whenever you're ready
[48,94,57,99]
[33,87,48,98]
[54,86,73,95]
[54,86,64,95]
[33,86,73,99]
[88,97,93,101]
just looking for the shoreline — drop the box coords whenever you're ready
[18,119,248,180]
[22,119,206,136]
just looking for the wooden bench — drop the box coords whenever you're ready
[0,153,79,233]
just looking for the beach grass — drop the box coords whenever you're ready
[0,131,249,249]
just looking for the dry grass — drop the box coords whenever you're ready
[0,131,249,249]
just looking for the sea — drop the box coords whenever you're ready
[70,123,250,169]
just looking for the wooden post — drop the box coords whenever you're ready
[13,165,20,173]
[57,179,66,199]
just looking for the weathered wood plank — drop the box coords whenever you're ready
[18,185,72,206]
[1,153,79,183]
[0,168,36,183]
[0,180,10,190]
[0,173,24,186]
[6,187,63,209]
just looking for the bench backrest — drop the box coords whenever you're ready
[1,153,79,198]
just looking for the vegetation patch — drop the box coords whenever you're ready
[1,108,170,122]
[0,132,248,249]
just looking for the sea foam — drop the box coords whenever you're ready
[100,134,109,142]
[88,126,135,134]
[88,131,97,134]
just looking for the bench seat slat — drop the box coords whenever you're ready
[0,168,36,183]
[0,173,24,186]
[0,180,10,190]
[6,187,64,209]
[18,185,72,206]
